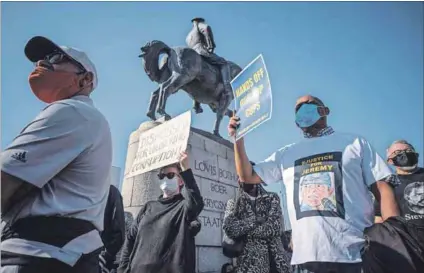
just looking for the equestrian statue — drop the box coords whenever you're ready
[140,17,242,137]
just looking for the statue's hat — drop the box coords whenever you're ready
[191,17,205,23]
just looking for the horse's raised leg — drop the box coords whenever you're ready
[146,87,160,120]
[157,72,193,118]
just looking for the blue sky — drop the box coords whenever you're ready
[2,2,423,184]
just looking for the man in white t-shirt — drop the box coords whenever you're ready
[1,36,112,273]
[228,95,399,273]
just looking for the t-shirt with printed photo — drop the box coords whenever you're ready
[393,168,424,243]
[253,132,392,265]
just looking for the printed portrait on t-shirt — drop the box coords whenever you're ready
[293,152,345,220]
[299,172,336,212]
[403,181,424,215]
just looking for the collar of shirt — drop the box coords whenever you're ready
[72,95,94,106]
[303,126,335,139]
[382,174,401,187]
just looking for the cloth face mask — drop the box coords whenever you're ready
[295,104,325,128]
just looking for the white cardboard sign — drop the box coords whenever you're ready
[128,111,191,177]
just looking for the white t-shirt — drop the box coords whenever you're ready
[1,95,112,263]
[253,131,392,265]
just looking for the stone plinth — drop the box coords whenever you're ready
[121,121,238,273]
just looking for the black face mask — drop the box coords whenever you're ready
[392,151,418,167]
[241,183,255,193]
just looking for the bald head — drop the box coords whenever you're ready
[295,95,325,111]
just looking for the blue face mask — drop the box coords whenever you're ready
[295,104,324,128]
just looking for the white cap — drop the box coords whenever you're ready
[25,36,98,90]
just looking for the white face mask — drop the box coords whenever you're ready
[160,177,180,196]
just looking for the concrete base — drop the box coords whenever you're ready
[121,120,238,273]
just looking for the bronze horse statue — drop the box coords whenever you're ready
[140,40,242,137]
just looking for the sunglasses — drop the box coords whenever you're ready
[44,52,86,74]
[157,172,178,180]
[295,102,322,112]
[389,149,416,158]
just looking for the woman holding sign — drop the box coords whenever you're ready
[118,152,204,273]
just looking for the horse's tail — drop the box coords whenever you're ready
[225,62,242,118]
[228,62,243,80]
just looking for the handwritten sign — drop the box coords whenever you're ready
[128,111,191,177]
[231,54,272,140]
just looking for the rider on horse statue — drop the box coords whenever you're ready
[186,17,233,114]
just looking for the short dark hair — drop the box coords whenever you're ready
[159,163,182,173]
[191,17,205,23]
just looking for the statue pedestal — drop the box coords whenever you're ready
[121,121,238,273]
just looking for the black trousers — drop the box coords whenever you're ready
[1,249,101,273]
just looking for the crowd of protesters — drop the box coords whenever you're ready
[1,35,423,273]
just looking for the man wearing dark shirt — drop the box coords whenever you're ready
[99,185,126,273]
[385,140,424,243]
[367,140,424,272]
[118,152,204,273]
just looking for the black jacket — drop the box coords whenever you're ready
[362,216,424,273]
[100,185,126,263]
[118,169,204,273]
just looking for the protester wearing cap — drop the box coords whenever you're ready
[118,152,204,273]
[228,95,399,273]
[1,36,112,273]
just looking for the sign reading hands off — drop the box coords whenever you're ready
[128,111,192,177]
[231,54,272,141]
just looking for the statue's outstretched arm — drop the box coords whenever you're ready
[198,22,216,51]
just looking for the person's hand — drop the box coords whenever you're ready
[228,116,240,137]
[179,151,190,171]
[188,219,202,236]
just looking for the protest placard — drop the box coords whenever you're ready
[231,54,272,141]
[127,111,191,177]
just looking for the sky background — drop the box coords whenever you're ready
[2,2,423,189]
